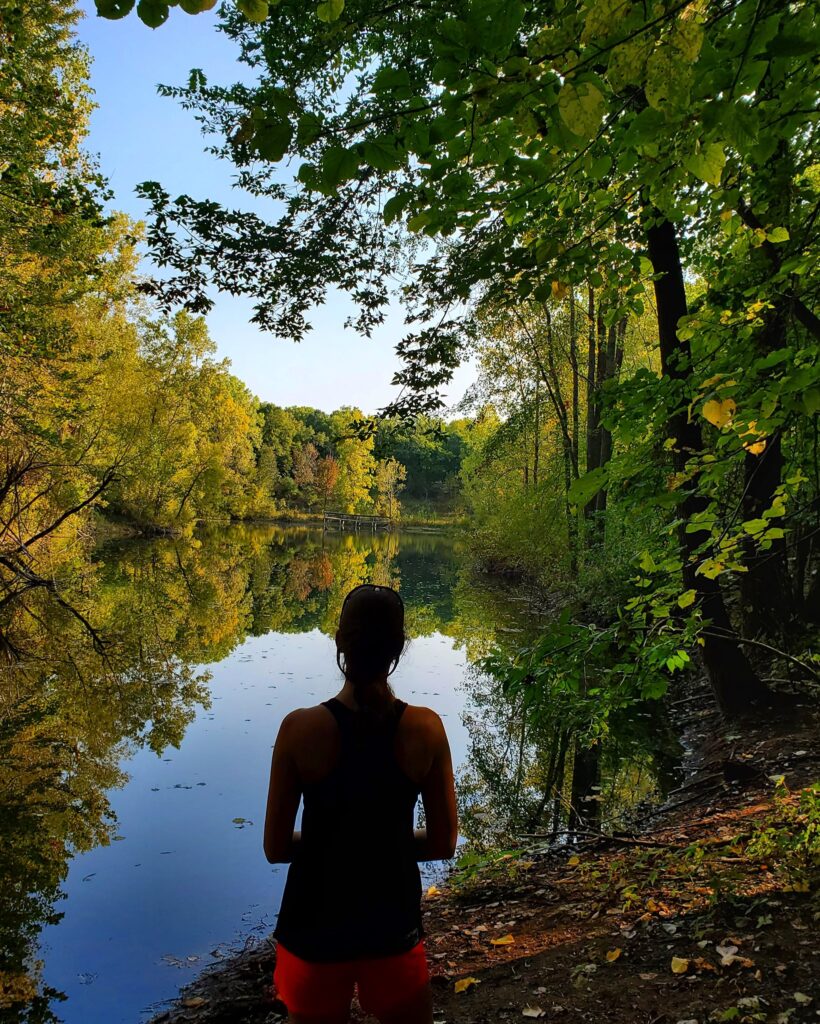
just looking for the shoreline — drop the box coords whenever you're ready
[91,512,463,541]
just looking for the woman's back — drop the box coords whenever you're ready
[274,698,427,961]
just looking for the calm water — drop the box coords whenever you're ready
[1,524,676,1024]
[1,525,538,1024]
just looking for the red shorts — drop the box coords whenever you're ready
[273,940,429,1017]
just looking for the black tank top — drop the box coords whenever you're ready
[273,698,423,962]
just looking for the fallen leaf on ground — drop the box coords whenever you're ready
[522,1007,545,1019]
[671,956,690,975]
[794,993,812,1005]
[720,953,754,968]
[639,973,658,981]
[567,855,580,867]
[606,948,622,962]
[427,885,441,896]
[491,933,515,946]
[454,977,481,994]
[182,998,207,1008]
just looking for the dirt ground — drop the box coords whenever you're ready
[149,690,819,1024]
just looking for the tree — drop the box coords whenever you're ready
[330,409,377,514]
[292,442,319,506]
[315,454,340,516]
[373,457,407,520]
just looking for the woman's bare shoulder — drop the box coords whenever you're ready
[400,703,448,742]
[277,704,336,743]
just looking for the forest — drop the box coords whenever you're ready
[0,0,818,1022]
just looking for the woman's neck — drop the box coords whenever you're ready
[336,675,393,710]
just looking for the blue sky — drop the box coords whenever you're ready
[75,2,475,413]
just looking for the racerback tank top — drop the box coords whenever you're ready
[273,698,423,962]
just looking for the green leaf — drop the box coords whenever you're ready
[382,192,410,224]
[373,67,412,96]
[766,34,817,57]
[236,0,269,22]
[407,211,433,232]
[137,0,170,26]
[254,120,292,162]
[179,0,217,12]
[317,0,344,22]
[296,113,324,147]
[320,146,359,190]
[677,589,696,609]
[95,0,136,17]
[558,81,606,140]
[363,138,404,172]
[639,550,656,573]
[645,44,692,113]
[766,226,789,243]
[683,143,725,186]
[801,388,820,415]
[567,466,608,506]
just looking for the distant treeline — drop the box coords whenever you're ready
[257,404,473,520]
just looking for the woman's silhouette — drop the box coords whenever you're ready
[264,583,458,1024]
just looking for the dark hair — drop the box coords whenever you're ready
[335,584,406,711]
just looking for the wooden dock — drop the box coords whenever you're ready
[322,512,395,532]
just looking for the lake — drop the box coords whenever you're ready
[0,523,677,1024]
[1,524,545,1024]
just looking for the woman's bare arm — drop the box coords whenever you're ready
[416,713,458,861]
[263,712,303,863]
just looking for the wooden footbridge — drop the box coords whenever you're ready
[322,512,396,532]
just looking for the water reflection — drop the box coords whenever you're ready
[458,666,682,852]
[0,525,678,1023]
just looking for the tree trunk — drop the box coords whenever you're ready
[533,382,540,489]
[568,739,600,833]
[569,290,580,476]
[584,288,599,527]
[594,322,619,517]
[646,214,772,716]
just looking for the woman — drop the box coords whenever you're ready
[264,583,458,1024]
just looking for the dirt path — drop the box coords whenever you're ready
[149,701,819,1024]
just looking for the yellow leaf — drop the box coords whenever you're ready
[454,976,481,994]
[551,280,569,301]
[671,957,690,974]
[491,933,515,946]
[646,898,659,912]
[426,885,441,896]
[703,397,736,428]
[567,855,580,867]
[744,440,766,456]
[606,948,622,962]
